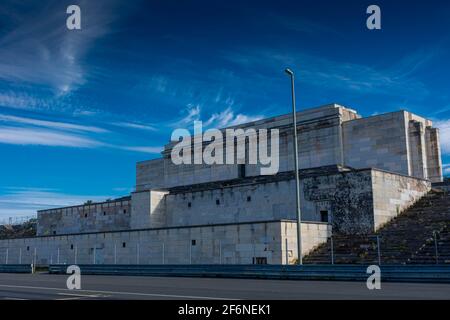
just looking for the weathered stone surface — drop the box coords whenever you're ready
[0,221,329,265]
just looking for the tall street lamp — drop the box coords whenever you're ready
[285,68,303,265]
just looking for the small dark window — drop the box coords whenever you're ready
[247,196,252,202]
[123,209,127,214]
[188,202,192,208]
[191,240,196,246]
[53,231,56,235]
[122,242,126,248]
[216,199,220,205]
[253,257,267,265]
[320,210,329,223]
[84,213,88,218]
[27,246,30,251]
[103,211,106,216]
[238,164,246,178]
[70,244,74,250]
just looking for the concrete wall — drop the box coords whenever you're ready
[37,198,131,236]
[130,190,168,229]
[136,106,442,191]
[0,221,329,265]
[281,221,332,264]
[301,170,374,235]
[165,179,296,227]
[343,111,410,176]
[371,170,431,230]
[136,104,360,190]
[37,168,431,238]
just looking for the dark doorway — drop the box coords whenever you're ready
[238,164,246,178]
[320,210,329,223]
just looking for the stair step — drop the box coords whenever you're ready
[304,190,450,264]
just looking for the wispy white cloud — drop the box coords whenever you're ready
[0,111,164,153]
[173,104,201,127]
[0,126,102,148]
[0,187,112,218]
[224,48,434,99]
[443,164,450,175]
[0,113,107,133]
[173,104,263,129]
[204,107,263,128]
[111,121,158,132]
[0,0,134,97]
[120,146,163,154]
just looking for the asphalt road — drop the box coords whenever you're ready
[0,273,449,300]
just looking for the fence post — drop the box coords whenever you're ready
[219,241,222,265]
[74,246,78,264]
[33,248,37,265]
[376,235,381,266]
[330,236,334,265]
[189,242,192,265]
[162,243,165,265]
[252,242,256,264]
[5,248,8,264]
[285,238,289,265]
[19,248,22,264]
[93,247,96,265]
[57,248,60,264]
[114,243,117,265]
[434,231,439,264]
[137,243,140,265]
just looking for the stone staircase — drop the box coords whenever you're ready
[304,190,450,265]
[408,226,450,264]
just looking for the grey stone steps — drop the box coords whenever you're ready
[304,190,450,264]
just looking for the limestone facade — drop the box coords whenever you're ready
[0,221,330,265]
[0,104,441,265]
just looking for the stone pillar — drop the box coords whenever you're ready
[131,190,168,229]
[425,127,443,182]
[408,121,428,180]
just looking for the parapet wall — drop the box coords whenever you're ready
[0,221,330,265]
[37,197,131,236]
[372,170,431,230]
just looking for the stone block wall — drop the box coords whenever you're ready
[136,104,360,190]
[37,198,131,236]
[371,170,431,230]
[301,170,374,234]
[164,179,297,227]
[281,221,332,264]
[0,221,328,265]
[130,190,168,229]
[343,111,410,176]
[136,106,442,191]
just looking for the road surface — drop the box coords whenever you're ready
[0,273,449,300]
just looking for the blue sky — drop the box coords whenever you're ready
[1,0,450,219]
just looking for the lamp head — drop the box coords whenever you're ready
[285,68,294,76]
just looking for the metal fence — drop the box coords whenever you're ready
[0,229,447,266]
[313,230,448,266]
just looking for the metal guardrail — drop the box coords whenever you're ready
[0,264,33,273]
[48,264,450,283]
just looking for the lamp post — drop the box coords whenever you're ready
[285,68,303,265]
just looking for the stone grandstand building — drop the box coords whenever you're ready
[0,104,443,265]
